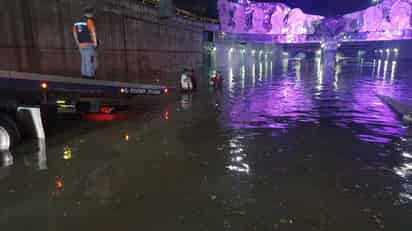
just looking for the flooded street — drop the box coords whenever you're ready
[1,49,412,230]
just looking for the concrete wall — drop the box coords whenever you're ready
[0,0,209,85]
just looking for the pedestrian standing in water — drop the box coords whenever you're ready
[73,7,98,78]
[210,70,223,88]
[180,69,193,92]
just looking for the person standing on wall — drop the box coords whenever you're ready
[73,7,98,79]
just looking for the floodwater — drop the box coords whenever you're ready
[1,49,412,230]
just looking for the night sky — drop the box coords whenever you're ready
[174,0,373,18]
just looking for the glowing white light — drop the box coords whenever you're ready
[391,61,397,81]
[383,60,388,80]
[400,193,412,201]
[386,49,390,56]
[334,63,341,90]
[2,152,13,166]
[228,48,234,59]
[336,54,341,62]
[316,57,323,91]
[393,48,399,53]
[377,59,382,77]
[251,49,256,55]
[402,152,412,159]
[227,137,250,174]
[228,67,234,91]
[241,65,245,88]
[316,49,322,56]
[270,61,273,75]
[394,163,412,178]
[235,156,243,162]
[227,165,250,173]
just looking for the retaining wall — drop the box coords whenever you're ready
[0,0,210,85]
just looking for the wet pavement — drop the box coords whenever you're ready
[1,49,412,230]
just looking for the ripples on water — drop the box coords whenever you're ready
[218,50,412,205]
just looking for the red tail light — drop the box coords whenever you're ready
[164,111,169,121]
[100,106,113,114]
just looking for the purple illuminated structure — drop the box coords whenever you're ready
[218,0,412,43]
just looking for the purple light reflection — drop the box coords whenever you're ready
[336,71,405,143]
[221,50,407,144]
[226,75,316,130]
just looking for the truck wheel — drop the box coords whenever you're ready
[0,114,21,150]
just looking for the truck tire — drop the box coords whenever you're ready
[0,114,21,150]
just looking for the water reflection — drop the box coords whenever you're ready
[63,146,73,160]
[252,63,256,84]
[377,59,382,77]
[180,94,193,110]
[240,65,245,89]
[221,50,406,143]
[226,135,250,175]
[217,47,412,206]
[395,141,412,204]
[0,139,47,180]
[0,151,13,180]
[24,139,47,170]
[270,61,273,76]
[315,57,323,92]
[334,60,341,91]
[372,59,398,81]
[383,60,389,80]
[391,61,397,82]
[1,151,13,167]
[294,59,301,81]
[281,56,289,76]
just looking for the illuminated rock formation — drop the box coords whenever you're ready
[218,0,412,41]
